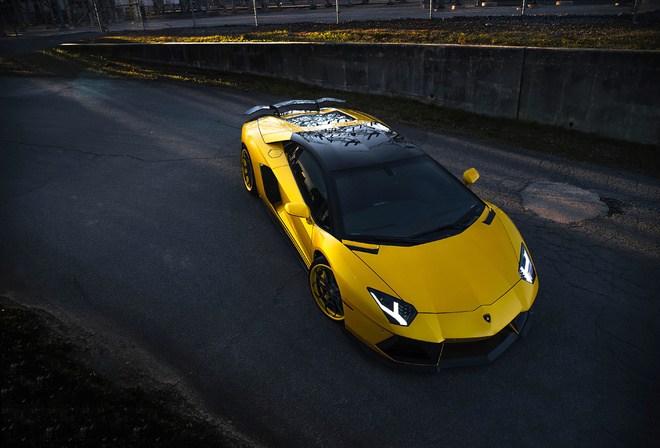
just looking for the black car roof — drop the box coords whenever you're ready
[289,122,425,172]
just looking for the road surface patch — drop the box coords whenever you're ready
[521,182,608,224]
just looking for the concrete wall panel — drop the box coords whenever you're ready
[68,42,659,145]
[518,48,660,144]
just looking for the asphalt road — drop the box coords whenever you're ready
[1,76,658,447]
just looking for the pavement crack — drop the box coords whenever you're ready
[172,355,213,387]
[2,139,219,163]
[566,281,605,301]
[273,271,305,305]
[595,308,660,382]
[73,277,92,304]
[0,176,53,208]
[0,144,97,207]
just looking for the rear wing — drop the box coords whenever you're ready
[244,98,345,120]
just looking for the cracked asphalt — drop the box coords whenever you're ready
[1,76,658,447]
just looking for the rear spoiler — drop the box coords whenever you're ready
[244,98,345,119]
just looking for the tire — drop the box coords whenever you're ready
[309,257,344,321]
[241,146,257,195]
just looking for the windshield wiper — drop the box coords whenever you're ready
[344,205,483,245]
[410,205,480,239]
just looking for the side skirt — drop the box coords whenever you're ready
[261,201,310,272]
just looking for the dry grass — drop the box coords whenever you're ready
[90,16,660,50]
[0,300,236,447]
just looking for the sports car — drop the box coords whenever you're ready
[241,98,538,371]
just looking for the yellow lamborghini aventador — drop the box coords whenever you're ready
[241,98,538,371]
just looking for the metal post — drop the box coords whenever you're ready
[335,0,339,23]
[63,0,74,29]
[11,0,25,32]
[253,0,258,26]
[54,0,66,29]
[429,0,432,18]
[92,0,106,32]
[520,0,525,16]
[132,1,139,25]
[632,0,640,23]
[111,1,119,23]
[137,0,145,30]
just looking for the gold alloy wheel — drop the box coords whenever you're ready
[241,147,256,194]
[309,262,345,321]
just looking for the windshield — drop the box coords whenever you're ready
[332,156,484,241]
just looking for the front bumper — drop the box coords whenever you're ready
[346,307,534,372]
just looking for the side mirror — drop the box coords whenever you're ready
[462,168,480,186]
[285,203,311,220]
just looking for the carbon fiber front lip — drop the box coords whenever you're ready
[346,307,534,373]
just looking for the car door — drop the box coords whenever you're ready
[286,144,331,267]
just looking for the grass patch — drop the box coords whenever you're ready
[89,16,660,50]
[0,300,241,447]
[0,47,241,87]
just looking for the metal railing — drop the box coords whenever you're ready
[0,0,657,35]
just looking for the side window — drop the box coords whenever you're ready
[286,144,331,231]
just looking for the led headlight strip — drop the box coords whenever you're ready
[368,288,418,326]
[519,243,536,284]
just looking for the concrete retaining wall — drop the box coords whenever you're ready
[71,42,660,145]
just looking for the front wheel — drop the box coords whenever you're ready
[309,258,344,321]
[241,146,257,195]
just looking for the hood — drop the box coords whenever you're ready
[353,213,520,313]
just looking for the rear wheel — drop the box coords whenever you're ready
[309,258,344,321]
[241,146,256,195]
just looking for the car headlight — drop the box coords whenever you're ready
[519,243,536,284]
[368,288,418,326]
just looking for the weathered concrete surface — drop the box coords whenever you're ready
[67,42,660,145]
[518,47,660,143]
[522,182,609,224]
